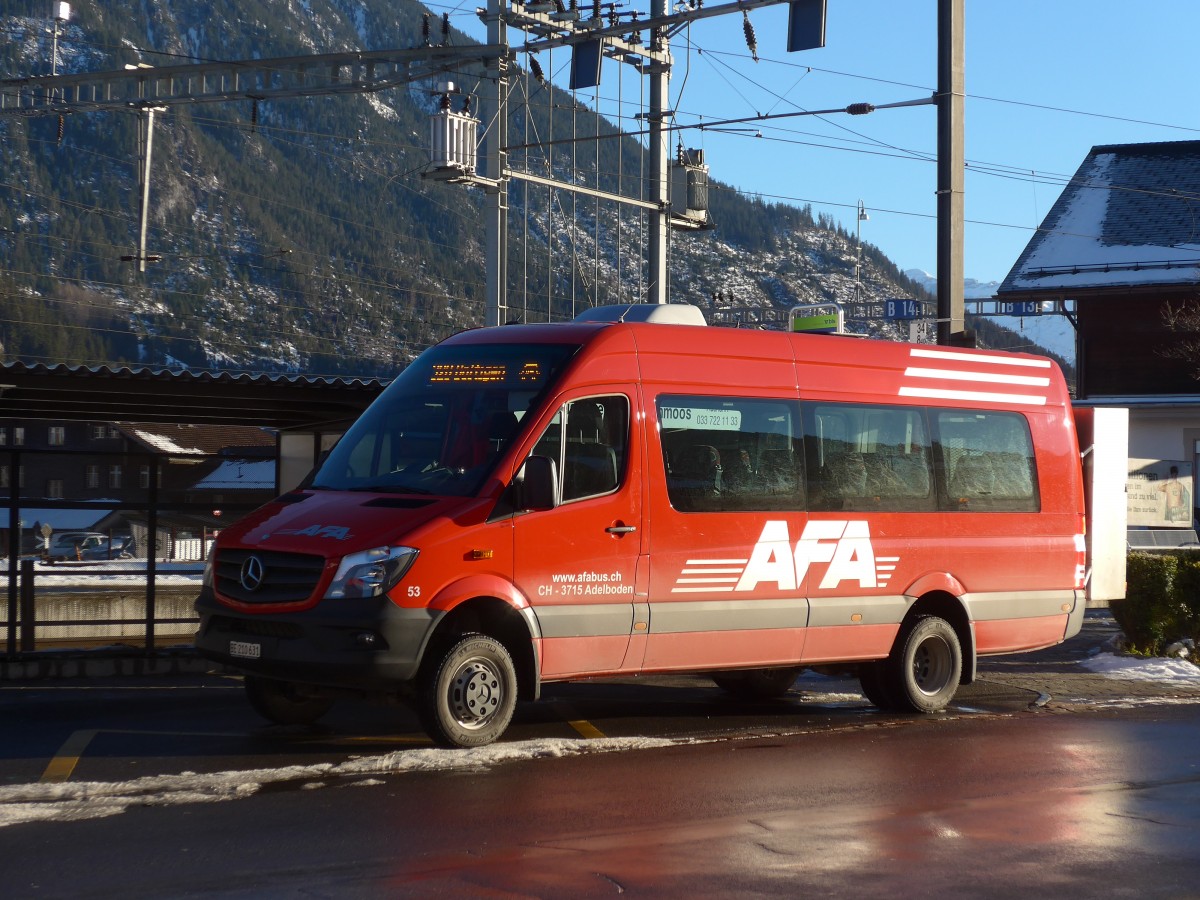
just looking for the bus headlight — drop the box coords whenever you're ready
[326,546,419,599]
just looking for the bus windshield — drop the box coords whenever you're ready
[311,342,580,497]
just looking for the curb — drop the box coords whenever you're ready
[1,647,213,680]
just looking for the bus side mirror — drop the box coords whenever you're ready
[516,455,559,511]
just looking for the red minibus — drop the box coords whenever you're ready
[195,305,1124,746]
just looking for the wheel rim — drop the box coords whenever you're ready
[911,634,953,696]
[448,657,504,730]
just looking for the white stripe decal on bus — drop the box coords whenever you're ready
[909,347,1053,368]
[898,386,1049,406]
[904,366,1051,388]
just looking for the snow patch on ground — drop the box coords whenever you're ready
[1079,653,1200,681]
[0,736,678,829]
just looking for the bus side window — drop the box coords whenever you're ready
[935,411,1039,512]
[532,395,628,504]
[805,404,934,511]
[658,395,804,512]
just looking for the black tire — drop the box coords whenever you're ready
[858,660,896,709]
[244,675,335,726]
[712,666,803,699]
[419,634,518,748]
[887,616,962,713]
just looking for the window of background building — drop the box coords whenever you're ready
[13,427,24,446]
[90,425,107,440]
[47,479,63,499]
[109,465,122,489]
[138,465,162,489]
[48,426,65,446]
[0,427,7,446]
[86,464,100,489]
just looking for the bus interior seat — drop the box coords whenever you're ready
[949,454,996,499]
[563,402,618,497]
[822,451,868,503]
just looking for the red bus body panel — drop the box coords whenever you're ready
[199,320,1087,690]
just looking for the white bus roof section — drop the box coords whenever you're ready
[574,304,707,326]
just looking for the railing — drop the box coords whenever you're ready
[6,558,205,654]
[2,446,265,660]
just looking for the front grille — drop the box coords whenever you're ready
[215,548,326,605]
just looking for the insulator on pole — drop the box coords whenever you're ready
[742,11,758,62]
[529,56,545,85]
[845,102,875,116]
[422,14,431,45]
[441,13,450,44]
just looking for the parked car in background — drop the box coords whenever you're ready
[78,535,134,561]
[45,531,105,561]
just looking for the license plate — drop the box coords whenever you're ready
[229,640,261,659]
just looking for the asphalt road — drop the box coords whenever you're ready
[2,659,1199,898]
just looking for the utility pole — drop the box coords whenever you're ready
[135,104,165,272]
[484,0,509,327]
[936,0,965,346]
[646,0,671,305]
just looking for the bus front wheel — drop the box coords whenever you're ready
[419,634,518,748]
[888,615,962,713]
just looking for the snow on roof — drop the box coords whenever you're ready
[119,423,276,457]
[126,428,205,455]
[16,507,113,531]
[191,459,275,491]
[999,141,1200,296]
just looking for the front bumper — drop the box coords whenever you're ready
[194,586,442,691]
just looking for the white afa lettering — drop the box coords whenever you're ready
[735,520,880,592]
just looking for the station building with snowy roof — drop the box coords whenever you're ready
[998,139,1200,541]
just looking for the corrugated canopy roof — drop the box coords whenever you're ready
[999,140,1200,299]
[0,362,386,430]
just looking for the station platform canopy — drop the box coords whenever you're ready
[0,363,386,431]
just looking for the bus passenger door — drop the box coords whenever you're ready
[513,391,643,678]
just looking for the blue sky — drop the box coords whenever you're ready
[441,0,1200,286]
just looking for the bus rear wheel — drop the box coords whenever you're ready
[888,615,962,713]
[419,634,517,748]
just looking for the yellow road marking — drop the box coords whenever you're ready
[41,729,98,783]
[39,728,427,782]
[552,703,606,739]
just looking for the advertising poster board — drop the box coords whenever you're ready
[1127,458,1194,528]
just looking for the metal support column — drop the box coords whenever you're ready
[646,0,672,305]
[936,0,965,345]
[136,106,164,273]
[484,0,510,327]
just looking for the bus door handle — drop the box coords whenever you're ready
[606,524,637,535]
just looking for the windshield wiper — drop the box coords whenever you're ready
[342,484,436,495]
